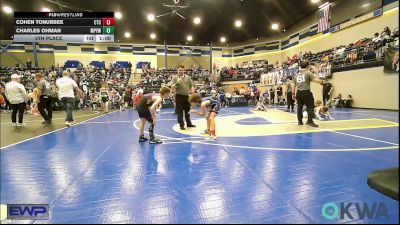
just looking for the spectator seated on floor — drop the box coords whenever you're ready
[342,95,353,108]
[326,94,343,108]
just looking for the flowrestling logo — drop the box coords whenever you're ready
[322,202,388,221]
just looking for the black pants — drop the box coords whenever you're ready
[287,92,294,110]
[323,93,329,106]
[270,95,275,104]
[52,97,63,111]
[175,94,192,127]
[11,102,26,123]
[5,100,11,111]
[38,95,53,121]
[296,90,315,123]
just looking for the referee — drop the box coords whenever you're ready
[171,65,196,130]
[292,61,323,127]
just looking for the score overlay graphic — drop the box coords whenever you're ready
[13,12,114,43]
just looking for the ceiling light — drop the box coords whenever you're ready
[147,13,155,22]
[2,6,12,14]
[42,7,50,12]
[311,0,320,3]
[220,37,226,43]
[193,17,201,25]
[271,23,279,30]
[124,32,131,38]
[150,33,156,39]
[115,12,122,19]
[234,20,242,28]
[362,3,371,8]
[187,35,193,41]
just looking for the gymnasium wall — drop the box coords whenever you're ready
[310,67,399,110]
[0,52,52,68]
[254,65,399,111]
[157,55,210,69]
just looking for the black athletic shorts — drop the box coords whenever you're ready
[137,96,153,123]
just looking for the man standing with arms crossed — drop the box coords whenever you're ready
[35,73,53,124]
[171,65,196,130]
[292,61,323,127]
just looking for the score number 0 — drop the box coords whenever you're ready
[102,18,114,26]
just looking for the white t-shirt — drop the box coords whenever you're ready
[56,77,78,99]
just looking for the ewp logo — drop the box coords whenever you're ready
[322,202,388,220]
[7,204,49,220]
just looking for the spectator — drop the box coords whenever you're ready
[5,74,28,126]
[56,71,82,126]
[0,86,11,113]
[326,93,343,108]
[0,92,5,111]
[99,81,110,114]
[342,95,353,108]
[233,87,240,96]
[286,77,294,112]
[276,85,283,105]
[110,90,121,110]
[239,86,246,95]
[322,81,333,106]
[26,59,32,69]
[269,87,275,105]
[225,91,232,107]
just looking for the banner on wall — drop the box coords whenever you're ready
[64,60,80,68]
[230,97,248,107]
[137,62,151,69]
[384,46,399,73]
[89,61,105,68]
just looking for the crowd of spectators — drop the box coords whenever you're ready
[140,64,210,86]
[1,26,396,114]
[218,26,398,85]
[0,63,140,114]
